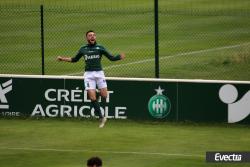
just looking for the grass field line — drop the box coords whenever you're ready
[0,147,203,158]
[66,42,250,76]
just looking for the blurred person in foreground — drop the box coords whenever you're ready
[87,156,103,167]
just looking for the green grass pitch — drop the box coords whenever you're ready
[0,119,250,167]
[0,0,250,80]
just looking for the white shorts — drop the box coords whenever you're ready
[84,71,107,90]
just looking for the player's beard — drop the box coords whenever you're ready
[88,38,96,45]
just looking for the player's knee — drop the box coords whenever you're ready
[88,93,96,101]
[100,92,107,99]
[101,94,107,99]
[89,96,96,101]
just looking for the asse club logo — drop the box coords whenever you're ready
[148,86,171,118]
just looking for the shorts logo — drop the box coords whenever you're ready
[0,79,13,109]
[148,86,171,118]
[219,84,250,123]
[85,82,90,88]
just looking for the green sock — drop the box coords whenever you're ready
[91,100,103,118]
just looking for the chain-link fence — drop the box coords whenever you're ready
[0,6,41,74]
[0,0,250,80]
[159,1,250,80]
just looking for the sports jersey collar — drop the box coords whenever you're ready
[87,42,97,47]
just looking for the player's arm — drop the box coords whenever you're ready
[57,56,72,62]
[102,48,125,61]
[57,50,83,63]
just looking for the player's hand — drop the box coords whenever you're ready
[120,53,125,60]
[57,56,63,61]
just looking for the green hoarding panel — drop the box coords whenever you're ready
[0,77,64,117]
[177,82,250,123]
[28,78,67,117]
[177,82,227,122]
[107,80,177,121]
[1,75,250,124]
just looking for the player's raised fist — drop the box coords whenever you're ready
[120,53,125,60]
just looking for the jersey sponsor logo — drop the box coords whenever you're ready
[84,54,100,60]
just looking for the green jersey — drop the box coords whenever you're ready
[71,43,121,71]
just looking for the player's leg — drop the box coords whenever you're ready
[96,71,108,99]
[84,73,103,120]
[97,88,107,128]
[97,76,108,101]
[87,89,103,120]
[96,71,108,128]
[99,87,107,99]
[87,89,96,101]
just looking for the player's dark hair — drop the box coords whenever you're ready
[87,156,102,167]
[86,30,95,36]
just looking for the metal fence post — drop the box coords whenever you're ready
[154,0,159,78]
[40,5,45,75]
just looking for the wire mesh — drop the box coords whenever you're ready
[0,0,250,80]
